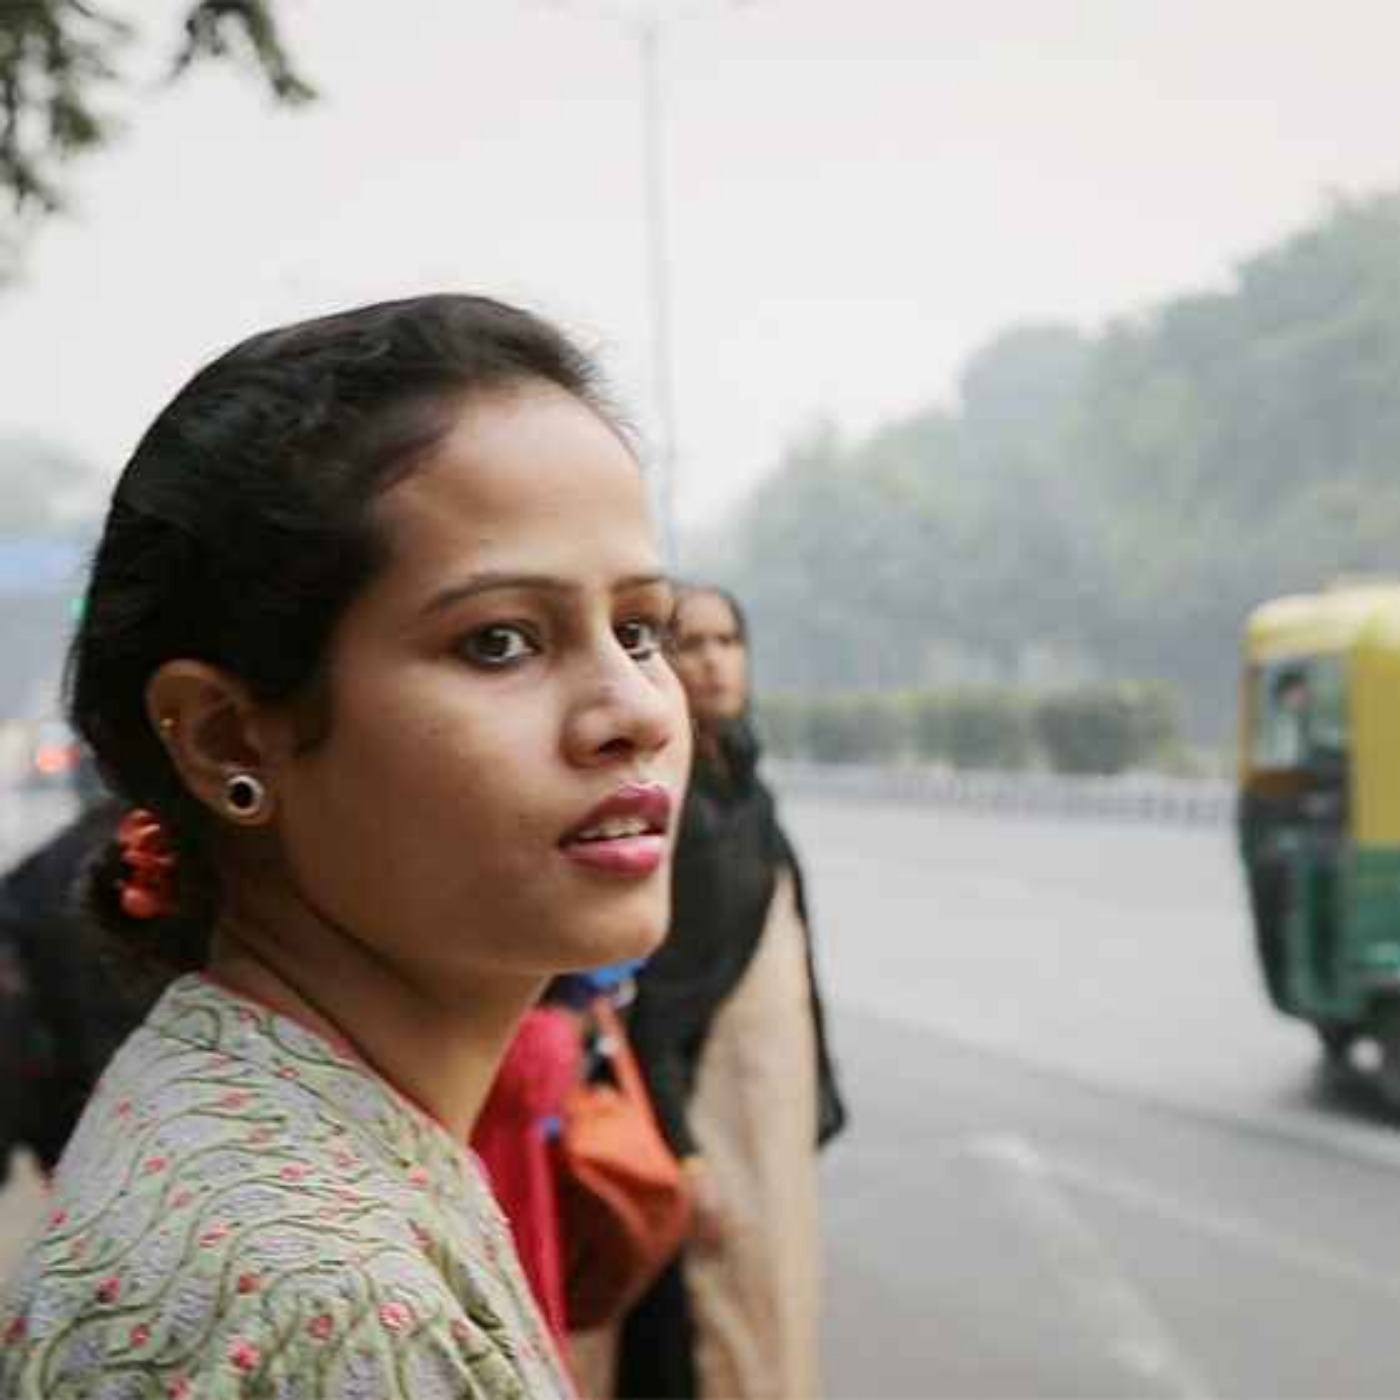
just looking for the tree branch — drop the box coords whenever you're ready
[0,1,313,281]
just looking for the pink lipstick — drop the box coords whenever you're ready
[561,782,673,878]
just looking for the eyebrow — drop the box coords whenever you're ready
[420,571,674,617]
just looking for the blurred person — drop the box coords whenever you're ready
[472,996,582,1350]
[0,794,151,1181]
[0,294,691,1399]
[0,755,156,1183]
[1260,667,1312,768]
[617,586,847,1400]
[470,964,644,1373]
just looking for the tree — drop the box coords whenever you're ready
[694,190,1400,741]
[0,1,312,279]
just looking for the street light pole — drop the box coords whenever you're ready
[635,14,681,569]
[532,0,745,570]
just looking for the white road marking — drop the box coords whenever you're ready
[1045,1150,1400,1303]
[962,1134,1217,1400]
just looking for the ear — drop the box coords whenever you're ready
[145,661,289,826]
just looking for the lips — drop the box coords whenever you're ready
[561,782,673,878]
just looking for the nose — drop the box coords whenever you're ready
[564,641,683,768]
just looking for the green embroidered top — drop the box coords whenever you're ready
[0,976,574,1400]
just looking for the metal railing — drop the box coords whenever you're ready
[767,760,1235,828]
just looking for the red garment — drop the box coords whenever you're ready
[472,1006,582,1351]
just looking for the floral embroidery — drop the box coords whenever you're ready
[0,977,571,1400]
[379,1301,413,1333]
[228,1339,261,1372]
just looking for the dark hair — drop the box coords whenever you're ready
[69,294,612,971]
[674,584,749,646]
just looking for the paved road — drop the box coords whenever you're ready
[5,787,1400,1396]
[787,794,1318,1118]
[786,794,1400,1398]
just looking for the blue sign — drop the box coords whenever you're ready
[0,539,87,597]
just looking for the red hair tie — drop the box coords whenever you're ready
[116,809,178,921]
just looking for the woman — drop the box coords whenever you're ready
[0,295,691,1399]
[469,964,643,1369]
[0,796,150,1180]
[618,586,847,1400]
[469,984,584,1358]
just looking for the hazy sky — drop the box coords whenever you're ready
[4,0,1400,531]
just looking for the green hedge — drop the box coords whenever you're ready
[755,681,1182,774]
[1034,682,1182,775]
[806,694,909,764]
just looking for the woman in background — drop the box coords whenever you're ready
[0,294,690,1398]
[470,965,639,1364]
[618,585,847,1400]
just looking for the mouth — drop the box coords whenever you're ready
[560,782,673,878]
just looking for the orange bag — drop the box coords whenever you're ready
[555,1000,693,1330]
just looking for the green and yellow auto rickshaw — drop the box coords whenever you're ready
[1239,581,1400,1102]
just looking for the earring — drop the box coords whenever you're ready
[224,773,268,821]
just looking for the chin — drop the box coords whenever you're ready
[567,901,671,971]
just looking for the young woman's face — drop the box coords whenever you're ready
[264,383,690,996]
[670,591,750,726]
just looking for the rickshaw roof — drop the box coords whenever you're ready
[1246,582,1400,662]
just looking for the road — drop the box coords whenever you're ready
[787,794,1400,1398]
[4,787,1400,1396]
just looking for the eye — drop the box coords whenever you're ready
[616,616,665,661]
[458,624,539,669]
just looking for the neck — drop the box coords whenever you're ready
[207,899,542,1141]
[696,724,725,768]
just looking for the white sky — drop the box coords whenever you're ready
[3,0,1400,531]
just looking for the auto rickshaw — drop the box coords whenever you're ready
[1238,581,1400,1104]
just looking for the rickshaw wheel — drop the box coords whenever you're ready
[1370,1000,1400,1112]
[1316,1025,1355,1064]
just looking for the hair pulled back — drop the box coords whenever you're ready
[675,583,749,646]
[70,294,610,971]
